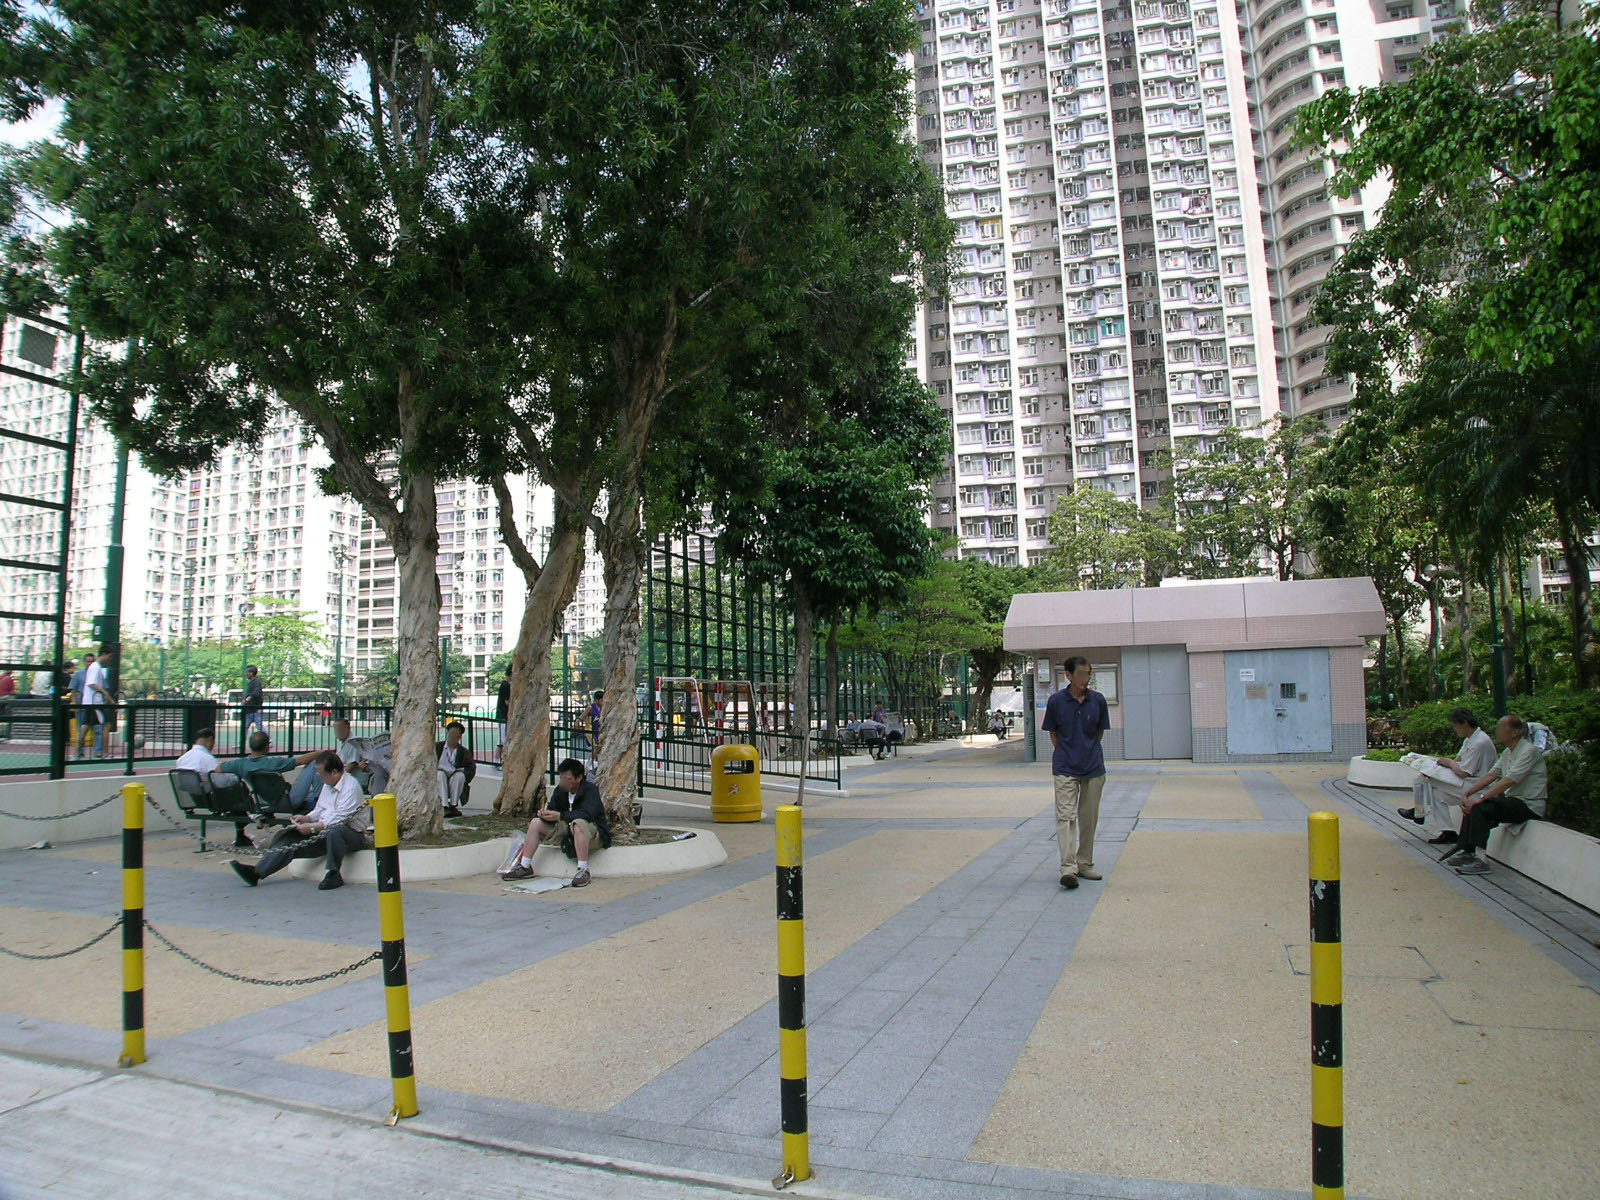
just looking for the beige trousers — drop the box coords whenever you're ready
[1054,773,1105,877]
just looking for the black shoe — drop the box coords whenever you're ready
[443,805,462,818]
[1427,831,1458,845]
[318,870,344,891]
[1396,807,1425,824]
[229,860,259,887]
[1059,873,1079,890]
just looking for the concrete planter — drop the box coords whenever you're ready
[287,823,727,883]
[1346,756,1414,790]
[1487,820,1600,914]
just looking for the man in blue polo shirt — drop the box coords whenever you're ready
[1041,655,1111,891]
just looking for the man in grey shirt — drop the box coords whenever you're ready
[1442,715,1548,876]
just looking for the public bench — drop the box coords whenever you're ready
[168,768,289,852]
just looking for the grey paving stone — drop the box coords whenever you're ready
[805,1102,892,1150]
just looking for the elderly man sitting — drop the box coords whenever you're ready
[228,752,370,892]
[1441,715,1549,877]
[1397,707,1497,845]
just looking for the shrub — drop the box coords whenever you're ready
[1544,747,1600,840]
[1362,748,1405,762]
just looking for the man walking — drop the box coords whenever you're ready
[1041,656,1111,890]
[240,665,265,748]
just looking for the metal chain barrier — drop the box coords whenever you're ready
[141,792,270,858]
[139,793,347,862]
[142,921,381,987]
[0,792,122,822]
[0,915,124,961]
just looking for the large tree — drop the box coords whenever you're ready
[952,559,1065,728]
[1047,487,1174,589]
[1293,9,1600,377]
[713,362,946,755]
[1,2,558,834]
[471,0,950,832]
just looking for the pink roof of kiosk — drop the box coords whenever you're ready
[1002,576,1385,654]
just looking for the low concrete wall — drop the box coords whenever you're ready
[1345,756,1415,790]
[285,824,728,883]
[0,775,138,849]
[1488,820,1600,914]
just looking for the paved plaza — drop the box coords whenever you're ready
[2,739,1597,1199]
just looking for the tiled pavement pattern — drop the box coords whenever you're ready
[1,740,1596,1200]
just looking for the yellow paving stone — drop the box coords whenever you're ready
[1138,774,1262,821]
[286,828,1005,1111]
[971,814,1600,1200]
[0,906,382,1035]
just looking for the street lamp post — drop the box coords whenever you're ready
[239,531,256,686]
[183,557,197,697]
[1466,417,1508,718]
[332,542,349,701]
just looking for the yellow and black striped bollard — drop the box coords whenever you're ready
[1308,811,1343,1200]
[371,793,418,1121]
[119,782,147,1068]
[774,804,810,1186]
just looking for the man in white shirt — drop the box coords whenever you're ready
[174,728,220,774]
[1397,707,1498,845]
[228,752,369,891]
[80,647,114,759]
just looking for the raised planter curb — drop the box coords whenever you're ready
[1346,755,1414,789]
[1488,820,1600,914]
[286,823,727,883]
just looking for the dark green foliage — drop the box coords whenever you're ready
[1544,749,1600,839]
[1362,748,1405,762]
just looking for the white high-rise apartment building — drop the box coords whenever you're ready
[1244,0,1458,423]
[913,0,1465,565]
[915,0,1283,566]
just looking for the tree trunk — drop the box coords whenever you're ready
[1426,581,1441,701]
[1554,505,1597,689]
[1390,614,1409,707]
[596,481,646,841]
[391,488,443,837]
[497,519,586,819]
[1498,554,1518,696]
[1458,549,1474,693]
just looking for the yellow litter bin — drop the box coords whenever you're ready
[710,742,762,823]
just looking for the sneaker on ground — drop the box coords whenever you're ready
[503,864,535,881]
[571,867,591,887]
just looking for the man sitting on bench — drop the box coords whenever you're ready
[502,757,607,887]
[857,716,890,759]
[1442,714,1549,877]
[228,752,369,892]
[218,729,321,816]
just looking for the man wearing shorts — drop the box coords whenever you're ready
[502,757,607,887]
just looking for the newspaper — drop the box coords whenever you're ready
[1401,752,1461,786]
